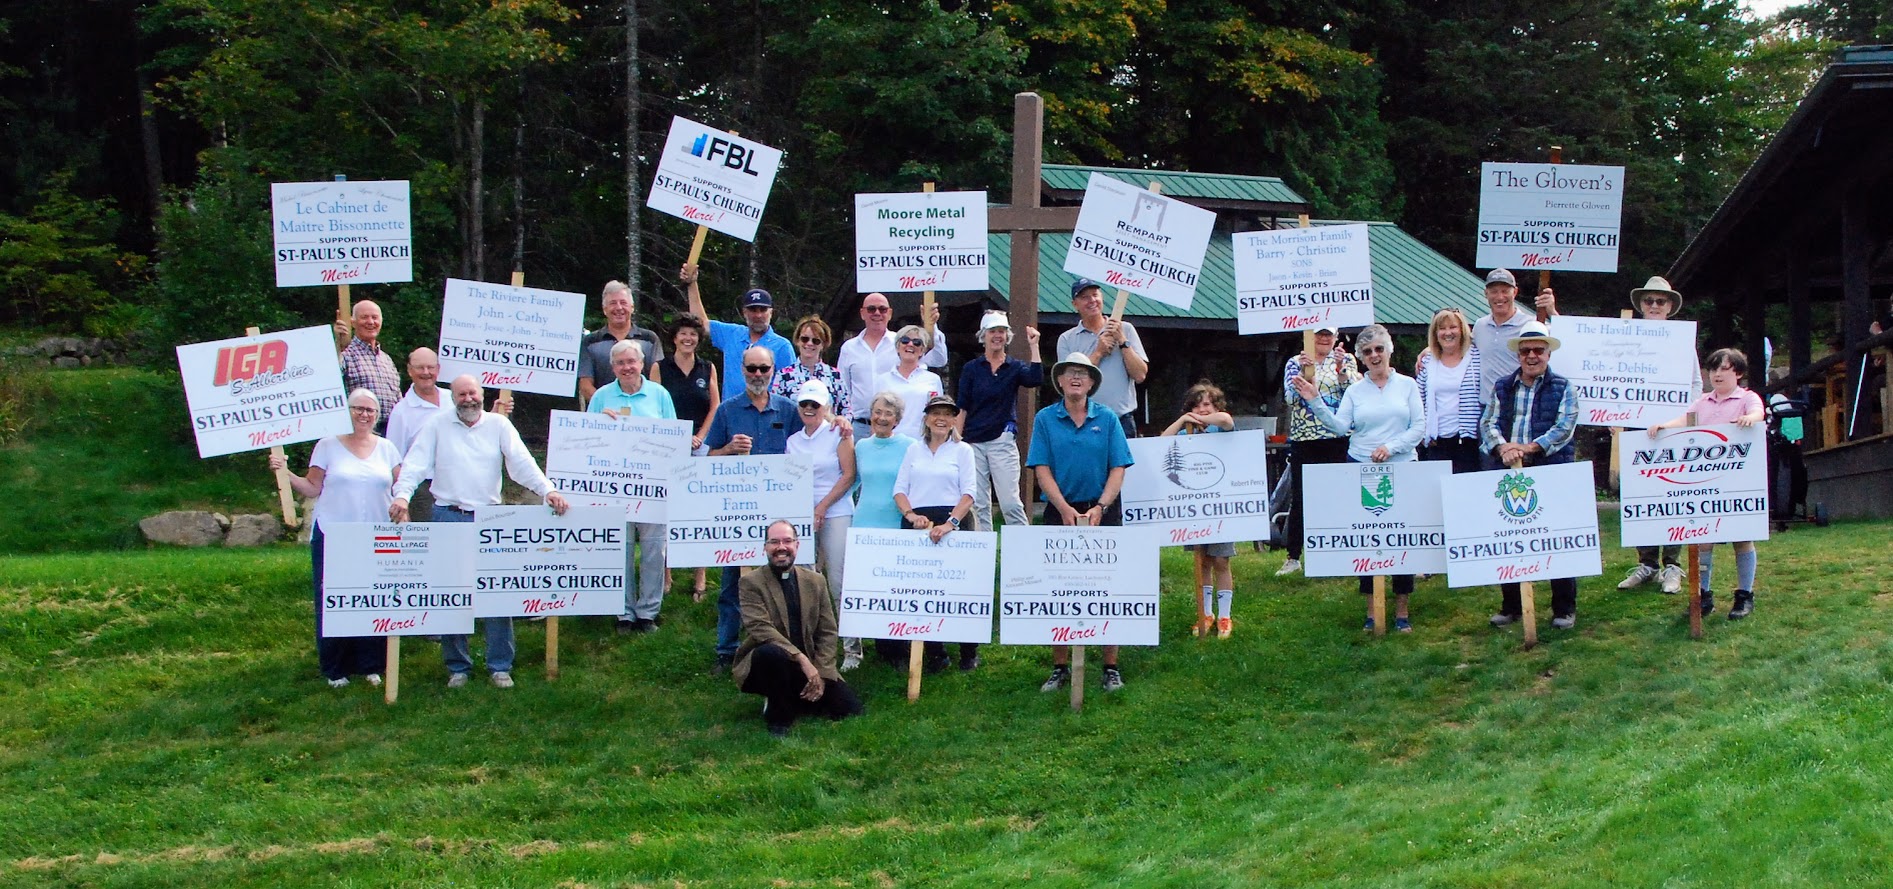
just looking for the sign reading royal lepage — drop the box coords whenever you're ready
[854,191,989,293]
[271,180,412,287]
[1302,461,1451,576]
[1121,431,1272,546]
[646,116,784,242]
[665,455,814,567]
[321,522,476,637]
[998,525,1160,646]
[1233,224,1375,334]
[1443,462,1602,587]
[1062,173,1216,310]
[176,325,352,458]
[472,506,628,619]
[1549,315,1699,427]
[1476,163,1625,273]
[837,528,997,643]
[1620,424,1769,548]
[437,278,585,397]
[544,410,690,522]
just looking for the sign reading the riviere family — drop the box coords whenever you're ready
[1232,223,1375,334]
[1062,173,1216,310]
[1121,431,1272,546]
[646,116,784,242]
[1301,461,1451,576]
[1442,462,1602,587]
[666,455,814,567]
[1550,315,1698,427]
[1476,163,1625,273]
[998,525,1160,646]
[854,191,989,293]
[838,529,997,643]
[175,325,352,458]
[1620,424,1769,547]
[321,522,476,637]
[436,278,585,397]
[270,180,412,287]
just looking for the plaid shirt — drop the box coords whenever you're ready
[339,338,402,427]
[1480,371,1578,456]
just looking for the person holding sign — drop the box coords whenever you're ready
[577,280,664,409]
[653,313,719,600]
[1059,279,1150,439]
[958,310,1043,532]
[734,521,864,736]
[1415,309,1485,473]
[1292,325,1426,631]
[334,300,402,436]
[587,342,678,634]
[873,325,946,441]
[837,292,948,439]
[391,375,572,688]
[1472,269,1558,393]
[1647,348,1766,620]
[785,380,862,671]
[1027,352,1135,693]
[1278,324,1360,577]
[1617,277,1699,596]
[1479,322,1582,629]
[893,394,980,673]
[269,388,397,688]
[1159,382,1237,638]
[705,346,800,671]
[771,316,849,419]
[680,264,795,389]
[851,391,919,668]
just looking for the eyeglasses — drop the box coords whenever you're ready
[765,537,798,546]
[349,406,377,414]
[1517,346,1549,356]
[1360,346,1388,355]
[744,364,773,373]
[863,305,891,314]
[797,336,824,345]
[897,337,924,347]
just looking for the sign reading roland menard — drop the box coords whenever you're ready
[854,191,989,293]
[1476,163,1625,273]
[646,115,784,242]
[1061,173,1216,310]
[437,278,585,397]
[271,180,412,287]
[998,525,1161,646]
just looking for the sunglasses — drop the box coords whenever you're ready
[897,336,924,347]
[1360,346,1388,355]
[744,364,774,373]
[863,305,891,313]
[1517,346,1549,356]
[797,336,825,345]
[798,401,823,409]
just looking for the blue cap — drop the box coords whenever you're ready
[741,288,773,308]
[1070,278,1102,298]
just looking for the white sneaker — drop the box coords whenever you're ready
[1275,558,1302,577]
[327,677,349,688]
[1659,564,1684,595]
[1617,564,1657,590]
[446,672,469,689]
[491,671,515,689]
[364,673,383,687]
[840,653,862,672]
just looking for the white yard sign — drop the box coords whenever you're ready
[1476,163,1625,273]
[1620,424,1769,548]
[1302,461,1451,576]
[854,191,990,293]
[320,522,476,637]
[1550,315,1699,427]
[646,116,784,242]
[1233,223,1375,334]
[837,528,997,643]
[437,277,585,397]
[270,180,412,287]
[1442,462,1602,587]
[1062,172,1216,310]
[472,505,629,619]
[1121,431,1273,546]
[665,455,814,567]
[998,525,1161,646]
[544,410,691,522]
[175,324,352,458]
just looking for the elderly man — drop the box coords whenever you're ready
[1058,279,1150,439]
[837,292,948,438]
[1027,352,1135,693]
[1471,269,1559,393]
[704,346,801,670]
[733,520,863,736]
[391,374,571,688]
[1479,321,1581,630]
[577,279,665,409]
[383,348,450,521]
[586,342,678,634]
[334,300,402,435]
[680,263,795,389]
[958,310,1042,530]
[1617,276,1699,595]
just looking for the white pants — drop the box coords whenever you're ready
[969,431,1027,530]
[815,513,863,660]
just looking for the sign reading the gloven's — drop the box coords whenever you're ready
[998,525,1160,646]
[838,529,997,643]
[1620,424,1769,547]
[1476,163,1625,273]
[175,324,352,458]
[646,116,784,242]
[1062,173,1216,310]
[1302,461,1451,576]
[437,278,585,397]
[271,180,412,287]
[321,522,476,637]
[666,455,814,567]
[1233,224,1375,334]
[472,506,628,618]
[1443,462,1602,587]
[1550,315,1698,427]
[1121,431,1272,546]
[544,410,691,522]
[854,191,989,293]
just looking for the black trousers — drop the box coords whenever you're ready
[879,506,980,666]
[1418,437,1482,474]
[1286,437,1350,559]
[742,644,864,729]
[1500,579,1577,620]
[1360,574,1416,596]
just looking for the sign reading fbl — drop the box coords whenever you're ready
[271,180,413,287]
[175,325,352,458]
[646,116,784,242]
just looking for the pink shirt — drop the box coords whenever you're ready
[1688,387,1763,425]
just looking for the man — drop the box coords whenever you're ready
[1058,278,1150,439]
[586,341,678,634]
[1480,321,1581,630]
[958,310,1042,530]
[836,292,948,438]
[1616,276,1698,595]
[1276,324,1358,577]
[576,279,665,409]
[390,374,572,688]
[334,300,402,435]
[680,263,795,389]
[384,348,451,521]
[1471,269,1559,394]
[733,520,864,736]
[1026,352,1135,693]
[704,346,801,670]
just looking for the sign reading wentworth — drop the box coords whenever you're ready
[1442,462,1602,587]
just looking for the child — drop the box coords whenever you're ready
[1647,348,1766,619]
[1161,382,1237,637]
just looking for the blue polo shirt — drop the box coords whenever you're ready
[957,357,1044,443]
[1025,398,1133,503]
[708,320,796,392]
[585,379,677,420]
[704,392,798,456]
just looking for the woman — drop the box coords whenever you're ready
[852,391,919,667]
[785,380,863,670]
[1414,307,1484,473]
[894,394,979,672]
[1160,381,1236,639]
[772,315,849,419]
[269,388,401,688]
[654,313,719,600]
[1277,324,1359,576]
[872,325,945,441]
[1291,324,1424,632]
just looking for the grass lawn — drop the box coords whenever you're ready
[5,514,1893,887]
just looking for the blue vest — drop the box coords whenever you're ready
[1492,370,1575,464]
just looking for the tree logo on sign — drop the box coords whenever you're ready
[1360,465,1395,515]
[1162,441,1223,490]
[1494,471,1541,523]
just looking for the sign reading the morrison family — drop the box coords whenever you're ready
[1232,223,1375,334]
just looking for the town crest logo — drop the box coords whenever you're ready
[1495,471,1541,523]
[1360,465,1394,516]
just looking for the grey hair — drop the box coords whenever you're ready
[347,387,381,410]
[601,280,632,302]
[870,391,905,424]
[1355,324,1393,355]
[981,310,1014,346]
[894,324,932,353]
[609,339,643,361]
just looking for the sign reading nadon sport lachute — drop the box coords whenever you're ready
[1121,431,1273,546]
[1550,315,1699,427]
[665,455,815,567]
[321,522,476,637]
[854,190,990,293]
[472,506,629,619]
[270,180,412,287]
[646,116,784,242]
[1302,461,1451,576]
[999,525,1161,646]
[1062,172,1216,310]
[1233,223,1375,334]
[544,410,691,522]
[1476,163,1625,273]
[1443,462,1602,587]
[436,278,585,397]
[838,529,998,643]
[176,324,352,458]
[1620,424,1769,548]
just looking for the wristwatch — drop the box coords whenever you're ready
[948,517,961,529]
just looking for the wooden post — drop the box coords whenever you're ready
[1070,513,1089,712]
[334,175,352,351]
[1371,574,1386,638]
[1534,147,1562,324]
[1682,412,1703,639]
[247,325,302,528]
[1609,309,1633,491]
[1505,454,1538,650]
[384,637,400,704]
[907,638,924,701]
[499,268,546,675]
[1298,215,1317,379]
[922,182,936,338]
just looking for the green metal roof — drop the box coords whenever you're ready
[1041,164,1309,208]
[986,219,1488,328]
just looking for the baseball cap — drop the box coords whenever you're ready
[1070,278,1103,298]
[741,288,773,308]
[979,310,1011,332]
[1485,269,1518,287]
[792,380,830,407]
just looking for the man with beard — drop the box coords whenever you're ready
[733,520,863,736]
[704,346,800,671]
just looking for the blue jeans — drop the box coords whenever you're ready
[433,506,515,674]
[717,564,750,658]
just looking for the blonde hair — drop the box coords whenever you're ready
[1426,307,1471,358]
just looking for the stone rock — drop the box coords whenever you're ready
[52,356,81,369]
[224,513,285,547]
[138,511,230,547]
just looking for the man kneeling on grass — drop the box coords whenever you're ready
[734,520,864,736]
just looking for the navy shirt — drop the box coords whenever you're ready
[957,357,1044,443]
[704,392,799,456]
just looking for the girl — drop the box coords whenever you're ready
[1647,348,1765,619]
[1161,382,1237,638]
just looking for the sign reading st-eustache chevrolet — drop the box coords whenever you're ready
[646,116,784,242]
[1062,173,1216,310]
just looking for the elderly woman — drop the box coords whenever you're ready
[852,391,918,667]
[1277,324,1359,577]
[654,313,719,600]
[872,325,945,441]
[1291,324,1424,632]
[269,388,402,688]
[772,315,850,419]
[893,394,979,672]
[785,380,862,671]
[1414,307,1484,473]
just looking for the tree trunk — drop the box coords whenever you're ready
[624,0,643,301]
[471,96,486,282]
[135,54,163,235]
[513,77,526,276]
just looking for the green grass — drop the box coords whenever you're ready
[5,517,1893,887]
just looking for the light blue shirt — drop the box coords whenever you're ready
[708,320,796,392]
[585,379,677,419]
[853,434,917,529]
[1026,398,1134,504]
[1302,372,1425,463]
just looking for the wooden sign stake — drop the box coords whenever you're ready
[1609,307,1633,491]
[334,175,352,355]
[922,182,937,338]
[246,325,301,528]
[1505,454,1538,650]
[1070,513,1090,712]
[1298,214,1317,379]
[1371,575,1387,637]
[1681,411,1704,639]
[1534,147,1562,324]
[907,639,924,702]
[384,636,400,704]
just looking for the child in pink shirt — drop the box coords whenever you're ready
[1647,348,1767,619]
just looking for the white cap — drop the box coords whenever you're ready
[979,310,1011,332]
[792,380,830,407]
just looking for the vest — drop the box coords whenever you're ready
[1492,370,1575,464]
